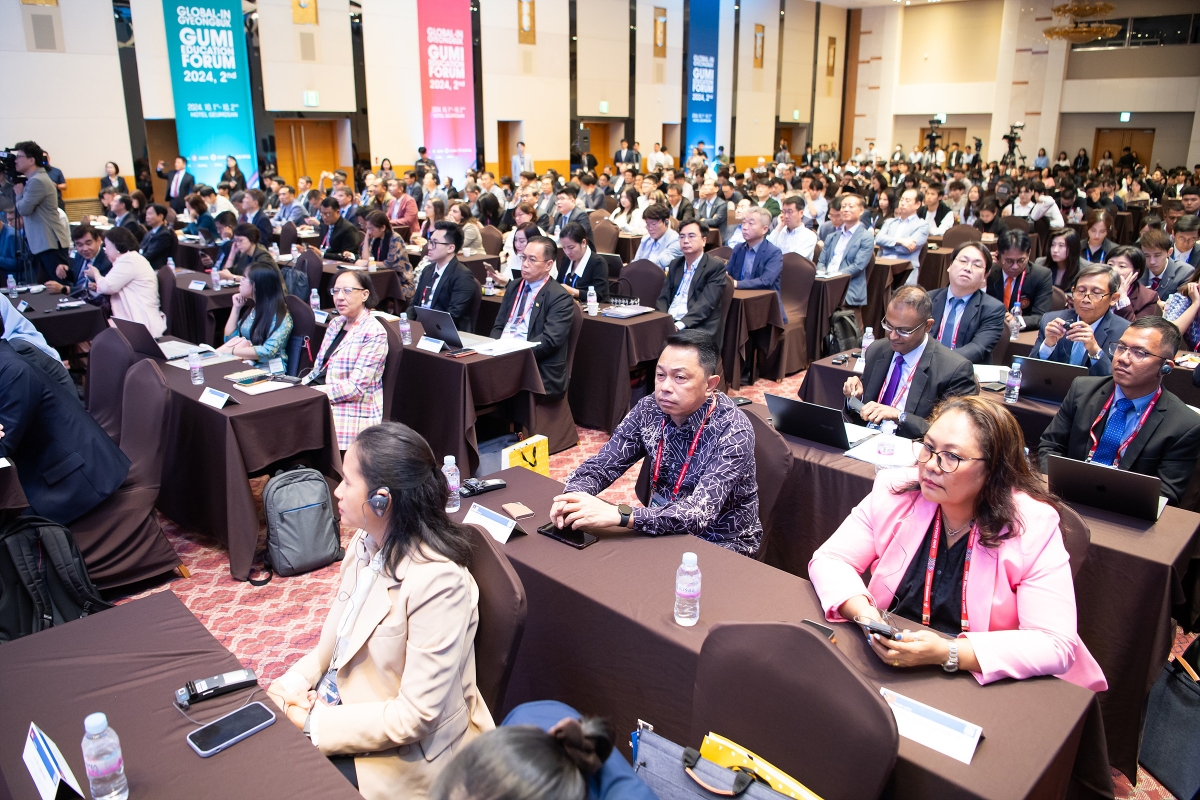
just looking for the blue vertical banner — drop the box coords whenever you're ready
[684,0,720,165]
[162,1,258,188]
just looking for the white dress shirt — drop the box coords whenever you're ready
[768,223,818,260]
[668,255,702,329]
[500,277,547,340]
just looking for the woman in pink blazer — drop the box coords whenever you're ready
[809,396,1106,691]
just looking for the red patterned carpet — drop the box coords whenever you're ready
[111,368,1187,800]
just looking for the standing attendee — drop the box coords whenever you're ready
[1033,263,1129,376]
[156,156,195,213]
[614,140,637,172]
[100,161,128,195]
[11,141,71,282]
[415,146,438,182]
[376,158,396,184]
[511,142,534,178]
[985,227,1054,331]
[218,262,293,372]
[139,204,175,269]
[657,220,729,335]
[410,221,478,330]
[90,227,166,337]
[633,203,683,269]
[220,155,247,192]
[929,242,1007,364]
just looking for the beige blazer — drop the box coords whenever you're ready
[273,532,494,800]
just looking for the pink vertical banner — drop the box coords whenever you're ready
[417,0,477,184]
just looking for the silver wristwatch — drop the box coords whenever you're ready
[943,641,959,673]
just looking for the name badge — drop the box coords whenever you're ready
[315,668,341,707]
[313,310,329,324]
[23,723,83,800]
[188,280,207,290]
[463,502,520,543]
[650,490,671,508]
[417,335,444,353]
[17,300,29,312]
[268,357,285,374]
[198,387,234,409]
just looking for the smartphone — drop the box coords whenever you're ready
[845,396,865,414]
[732,396,752,406]
[831,355,848,365]
[981,381,1007,392]
[536,521,598,549]
[854,615,904,642]
[445,348,476,358]
[501,502,534,520]
[186,701,275,758]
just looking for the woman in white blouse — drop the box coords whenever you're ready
[89,226,166,337]
[608,187,645,236]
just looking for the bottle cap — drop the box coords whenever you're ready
[188,346,198,354]
[682,552,698,567]
[864,327,873,335]
[444,455,455,465]
[84,713,108,735]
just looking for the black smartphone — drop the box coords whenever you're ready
[854,615,904,641]
[831,355,848,365]
[732,396,752,406]
[186,701,275,757]
[536,521,598,549]
[845,396,865,414]
[981,381,1007,392]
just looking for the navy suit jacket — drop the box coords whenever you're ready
[1032,309,1129,377]
[245,210,274,244]
[726,238,787,323]
[140,225,175,269]
[929,288,1007,364]
[65,249,112,294]
[412,258,478,331]
[816,225,876,306]
[155,167,195,212]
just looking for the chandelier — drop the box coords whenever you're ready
[1044,0,1121,44]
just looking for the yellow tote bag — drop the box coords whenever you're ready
[501,435,550,477]
[699,733,824,800]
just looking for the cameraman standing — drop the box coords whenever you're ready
[12,141,70,281]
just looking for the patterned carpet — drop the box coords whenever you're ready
[110,367,1188,799]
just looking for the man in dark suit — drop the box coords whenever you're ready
[110,194,145,241]
[985,227,1054,331]
[239,189,274,244]
[410,221,478,331]
[693,180,727,232]
[490,236,576,397]
[1139,227,1192,299]
[578,174,607,211]
[334,187,360,228]
[929,244,1006,364]
[314,197,363,261]
[44,224,111,295]
[666,185,695,225]
[0,336,130,525]
[614,140,637,172]
[550,185,593,245]
[1039,317,1200,505]
[139,203,175,269]
[840,285,977,439]
[657,220,729,337]
[557,222,609,302]
[1032,262,1129,377]
[155,155,195,214]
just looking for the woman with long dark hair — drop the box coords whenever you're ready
[221,155,247,192]
[268,422,493,798]
[1035,227,1084,290]
[412,198,445,248]
[357,210,415,301]
[810,396,1105,690]
[608,187,645,235]
[476,192,503,228]
[217,261,293,371]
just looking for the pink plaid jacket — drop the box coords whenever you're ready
[314,311,388,450]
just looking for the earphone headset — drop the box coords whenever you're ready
[366,488,390,517]
[1160,360,1173,376]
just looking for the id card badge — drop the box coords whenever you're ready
[649,489,671,508]
[315,668,341,706]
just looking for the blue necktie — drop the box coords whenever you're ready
[940,298,964,348]
[1069,340,1087,365]
[1091,398,1135,466]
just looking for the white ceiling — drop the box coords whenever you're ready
[817,0,972,8]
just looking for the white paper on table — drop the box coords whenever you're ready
[164,352,242,369]
[230,380,294,396]
[853,356,866,374]
[972,365,1010,384]
[23,722,84,800]
[844,423,878,447]
[473,338,540,356]
[157,340,210,360]
[843,433,917,467]
[879,688,983,765]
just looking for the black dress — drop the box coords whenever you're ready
[887,516,970,636]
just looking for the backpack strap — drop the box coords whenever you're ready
[1,520,55,633]
[36,521,112,616]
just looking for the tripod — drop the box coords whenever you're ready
[1000,137,1025,169]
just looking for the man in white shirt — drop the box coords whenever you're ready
[647,143,666,173]
[908,146,924,165]
[479,171,507,206]
[768,195,818,260]
[633,203,683,269]
[511,142,534,178]
[864,143,880,167]
[916,185,955,236]
[660,146,675,170]
[876,188,930,276]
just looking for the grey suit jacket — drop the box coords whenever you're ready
[14,170,70,255]
[816,225,876,306]
[1140,258,1193,299]
[693,197,728,230]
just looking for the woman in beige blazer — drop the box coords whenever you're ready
[268,422,494,799]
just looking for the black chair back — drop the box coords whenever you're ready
[283,294,317,377]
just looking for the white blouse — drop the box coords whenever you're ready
[97,251,166,337]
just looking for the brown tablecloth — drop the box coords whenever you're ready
[393,343,543,477]
[722,289,785,389]
[804,274,852,362]
[450,467,1112,800]
[476,293,503,335]
[156,357,342,580]
[18,289,107,349]
[917,247,954,291]
[175,240,217,274]
[169,270,239,346]
[616,234,641,264]
[0,592,361,800]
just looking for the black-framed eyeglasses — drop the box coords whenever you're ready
[1106,341,1169,364]
[880,320,924,338]
[915,441,985,473]
[428,238,452,248]
[1072,288,1111,300]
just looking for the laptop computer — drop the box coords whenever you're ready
[1046,454,1166,522]
[111,317,206,361]
[764,394,876,450]
[1014,356,1087,404]
[411,307,491,350]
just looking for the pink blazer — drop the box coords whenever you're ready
[809,468,1106,691]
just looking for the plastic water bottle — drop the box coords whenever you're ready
[1005,360,1022,404]
[309,288,320,311]
[210,264,221,290]
[587,285,598,316]
[6,274,16,299]
[674,552,701,627]
[442,456,461,513]
[188,347,204,386]
[81,713,129,800]
[484,276,495,296]
[166,256,176,272]
[860,326,875,352]
[398,316,412,346]
[1009,304,1023,341]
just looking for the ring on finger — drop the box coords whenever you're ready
[892,660,899,667]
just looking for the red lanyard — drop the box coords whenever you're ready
[1086,386,1161,464]
[506,280,541,329]
[936,296,968,350]
[652,396,716,502]
[322,227,332,248]
[923,509,978,632]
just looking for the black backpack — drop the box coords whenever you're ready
[0,516,112,643]
[281,264,310,299]
[824,310,862,357]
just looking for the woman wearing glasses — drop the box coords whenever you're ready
[307,270,389,452]
[810,397,1106,690]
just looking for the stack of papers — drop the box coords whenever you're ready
[844,433,917,468]
[972,365,1010,384]
[231,380,294,396]
[157,340,207,360]
[473,338,540,356]
[600,305,653,318]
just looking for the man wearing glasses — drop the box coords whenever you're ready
[1032,263,1129,376]
[985,228,1053,332]
[928,242,1007,364]
[409,221,478,331]
[1039,317,1200,505]
[841,285,977,438]
[313,197,363,262]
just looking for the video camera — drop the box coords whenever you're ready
[1002,122,1023,149]
[0,148,23,184]
[972,137,983,155]
[924,119,943,153]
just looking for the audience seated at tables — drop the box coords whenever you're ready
[875,188,929,277]
[1034,227,1084,292]
[1039,317,1200,506]
[665,184,694,224]
[385,178,419,231]
[1139,228,1191,299]
[316,197,364,262]
[356,211,415,303]
[217,223,277,280]
[1172,214,1200,269]
[1032,262,1129,376]
[239,189,274,244]
[272,184,307,227]
[91,227,166,337]
[815,193,873,326]
[217,262,294,372]
[841,285,977,439]
[693,179,728,235]
[810,396,1106,691]
[608,188,646,236]
[0,328,129,526]
[985,227,1053,331]
[44,224,110,296]
[549,185,593,244]
[334,187,360,228]
[411,221,478,331]
[632,203,682,269]
[267,422,493,797]
[1109,246,1162,321]
[557,222,609,301]
[929,242,1006,364]
[198,211,238,274]
[182,193,217,239]
[489,235,575,396]
[767,194,818,259]
[656,220,729,336]
[494,221,542,288]
[916,185,955,236]
[1080,209,1116,264]
[446,201,484,256]
[552,330,763,556]
[304,270,389,451]
[973,199,1005,236]
[139,203,175,270]
[1003,180,1063,228]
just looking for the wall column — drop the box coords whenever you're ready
[873,6,902,158]
[1036,38,1069,161]
[987,0,1021,161]
[1188,82,1200,166]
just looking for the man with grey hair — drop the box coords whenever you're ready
[1033,262,1129,376]
[817,192,874,329]
[726,205,785,381]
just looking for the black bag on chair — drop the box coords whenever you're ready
[824,310,861,357]
[1140,637,1200,800]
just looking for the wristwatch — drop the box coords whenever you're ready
[617,503,633,528]
[897,411,908,428]
[943,642,959,673]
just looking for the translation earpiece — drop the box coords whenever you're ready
[1160,361,1173,376]
[367,488,390,517]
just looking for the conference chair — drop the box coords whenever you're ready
[690,622,898,800]
[464,522,527,714]
[1001,216,1031,234]
[465,276,484,332]
[378,318,403,421]
[861,254,891,341]
[86,326,141,444]
[71,359,183,589]
[669,217,680,232]
[279,221,298,255]
[157,265,176,329]
[765,254,817,378]
[988,326,1011,366]
[941,223,982,250]
[714,272,735,352]
[480,225,504,257]
[705,228,722,252]
[1051,285,1068,311]
[592,218,620,256]
[1058,504,1091,578]
[283,294,316,377]
[619,259,666,306]
[1032,215,1052,253]
[813,237,824,262]
[740,407,793,560]
[597,252,623,285]
[711,246,733,262]
[533,302,584,454]
[587,210,610,229]
[604,195,618,212]
[297,249,324,300]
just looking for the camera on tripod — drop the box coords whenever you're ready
[924,119,943,153]
[0,148,25,184]
[1000,122,1025,167]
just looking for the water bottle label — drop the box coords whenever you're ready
[85,752,123,778]
[675,589,701,599]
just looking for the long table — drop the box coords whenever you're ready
[451,467,1112,800]
[15,287,107,349]
[169,270,240,347]
[722,289,785,389]
[0,591,360,800]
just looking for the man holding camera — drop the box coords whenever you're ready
[11,141,71,282]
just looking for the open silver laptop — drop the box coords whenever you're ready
[412,307,492,350]
[1046,454,1166,521]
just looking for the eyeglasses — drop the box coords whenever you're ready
[1106,341,1169,364]
[428,238,452,248]
[1072,288,1112,300]
[880,320,924,338]
[915,441,985,473]
[329,286,367,296]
